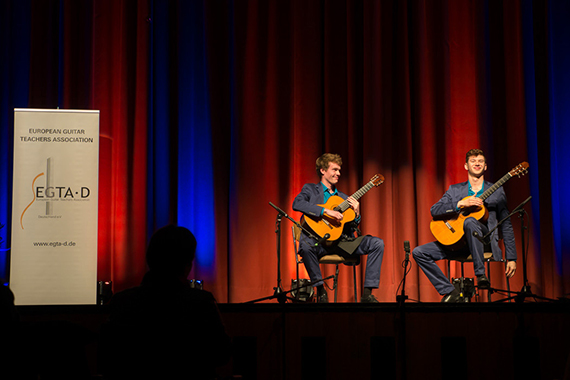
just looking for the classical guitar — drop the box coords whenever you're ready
[429,162,529,247]
[303,174,385,243]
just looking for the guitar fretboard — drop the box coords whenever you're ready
[336,181,375,213]
[478,172,512,201]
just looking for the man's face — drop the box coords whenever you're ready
[321,162,341,187]
[464,155,487,177]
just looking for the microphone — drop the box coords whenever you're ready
[315,233,331,246]
[404,241,410,261]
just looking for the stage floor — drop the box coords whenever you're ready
[16,302,570,380]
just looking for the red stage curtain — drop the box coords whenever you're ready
[27,0,150,292]
[15,0,565,303]
[88,0,150,291]
[225,0,539,302]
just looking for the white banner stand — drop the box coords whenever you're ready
[10,109,99,305]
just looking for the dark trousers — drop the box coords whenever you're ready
[299,235,384,289]
[412,217,488,295]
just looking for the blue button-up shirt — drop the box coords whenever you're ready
[468,182,485,197]
[456,182,485,212]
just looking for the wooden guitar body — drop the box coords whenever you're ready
[300,174,384,243]
[303,196,356,242]
[429,197,489,247]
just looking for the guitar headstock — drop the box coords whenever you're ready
[510,162,529,178]
[370,174,385,186]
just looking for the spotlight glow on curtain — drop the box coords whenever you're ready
[176,0,216,272]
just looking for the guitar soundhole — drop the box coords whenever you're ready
[324,217,341,228]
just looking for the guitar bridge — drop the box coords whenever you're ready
[445,221,455,233]
[322,219,333,229]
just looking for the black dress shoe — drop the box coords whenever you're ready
[441,289,461,303]
[317,291,329,303]
[477,274,490,289]
[361,294,379,303]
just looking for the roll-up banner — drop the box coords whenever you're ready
[10,109,99,305]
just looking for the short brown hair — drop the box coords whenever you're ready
[465,149,485,163]
[316,153,342,178]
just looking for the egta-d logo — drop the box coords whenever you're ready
[20,171,91,229]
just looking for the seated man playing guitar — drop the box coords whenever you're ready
[292,153,384,303]
[413,149,518,302]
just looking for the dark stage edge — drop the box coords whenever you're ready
[16,302,570,380]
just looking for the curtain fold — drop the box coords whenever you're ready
[90,0,150,291]
[547,0,570,293]
[1,0,568,302]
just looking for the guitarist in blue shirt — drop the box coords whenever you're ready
[413,149,518,302]
[293,153,385,303]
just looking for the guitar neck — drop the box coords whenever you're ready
[479,172,512,201]
[337,181,374,212]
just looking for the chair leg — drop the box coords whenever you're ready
[294,258,301,302]
[352,265,357,302]
[486,260,492,302]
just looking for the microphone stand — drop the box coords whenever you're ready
[244,274,337,304]
[475,196,555,303]
[244,202,325,304]
[273,206,285,302]
[396,241,411,306]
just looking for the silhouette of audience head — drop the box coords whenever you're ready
[103,225,231,379]
[145,225,197,278]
